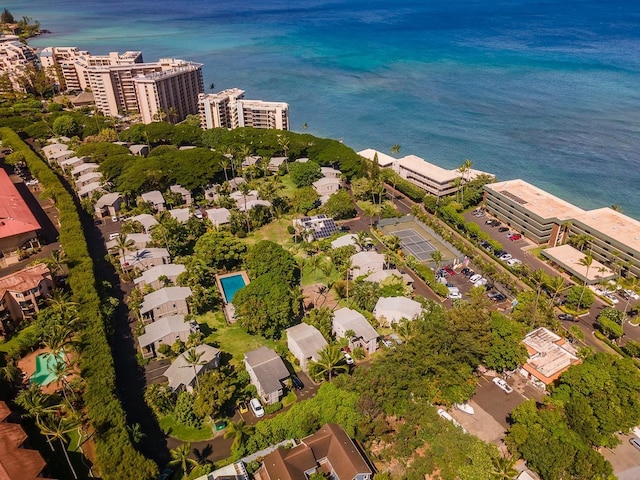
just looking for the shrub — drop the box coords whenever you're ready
[265,402,283,414]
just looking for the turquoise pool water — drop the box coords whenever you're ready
[30,351,66,387]
[219,274,247,304]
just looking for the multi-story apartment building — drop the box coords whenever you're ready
[0,264,53,337]
[0,38,38,91]
[39,47,142,92]
[484,179,640,279]
[87,58,203,121]
[134,61,204,124]
[198,89,289,130]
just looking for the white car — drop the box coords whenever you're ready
[499,253,512,261]
[343,352,354,365]
[626,289,640,301]
[249,398,265,418]
[474,278,488,287]
[506,258,522,267]
[492,377,513,394]
[111,215,118,223]
[469,274,482,283]
[382,339,394,348]
[448,291,463,300]
[604,293,619,304]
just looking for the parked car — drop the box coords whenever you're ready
[492,293,507,302]
[498,226,510,232]
[485,219,494,225]
[604,293,619,304]
[291,375,304,390]
[382,338,394,348]
[238,401,249,414]
[343,352,354,365]
[474,277,488,287]
[250,398,265,418]
[444,265,456,275]
[506,258,522,267]
[499,253,512,261]
[461,267,470,275]
[469,274,482,283]
[625,289,640,301]
[629,437,640,451]
[111,215,118,223]
[509,233,522,241]
[448,291,463,300]
[558,313,576,322]
[492,377,513,394]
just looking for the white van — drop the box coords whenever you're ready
[108,233,120,241]
[250,398,264,418]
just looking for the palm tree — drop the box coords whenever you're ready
[169,442,198,479]
[530,269,548,315]
[385,235,401,253]
[430,250,443,270]
[181,347,207,391]
[15,385,60,423]
[490,454,518,480]
[50,359,75,412]
[393,319,413,343]
[577,254,593,308]
[42,325,73,357]
[224,420,254,452]
[310,345,348,382]
[220,156,231,182]
[38,414,80,479]
[341,258,353,305]
[167,106,178,124]
[109,234,136,258]
[390,144,401,154]
[126,423,146,445]
[0,359,21,393]
[355,231,371,251]
[45,248,67,278]
[544,275,566,304]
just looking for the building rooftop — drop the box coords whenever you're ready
[141,190,165,206]
[134,263,186,286]
[205,208,231,225]
[164,344,220,391]
[293,214,339,239]
[351,251,385,270]
[0,170,41,241]
[138,314,191,348]
[106,233,151,251]
[168,208,191,223]
[572,207,640,253]
[330,233,359,250]
[71,162,99,176]
[522,327,580,385]
[396,155,460,183]
[320,166,341,176]
[120,248,170,269]
[313,177,341,188]
[333,307,379,342]
[128,213,159,232]
[76,171,102,184]
[77,181,103,197]
[541,245,614,283]
[365,269,413,284]
[286,323,328,361]
[140,286,192,315]
[358,148,396,168]
[244,346,290,395]
[0,264,51,298]
[94,192,123,208]
[373,296,423,323]
[485,179,585,221]
[169,184,190,196]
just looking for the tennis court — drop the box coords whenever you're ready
[394,228,437,261]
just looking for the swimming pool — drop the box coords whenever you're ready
[219,273,248,304]
[30,351,66,387]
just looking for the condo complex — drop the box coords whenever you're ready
[360,149,640,282]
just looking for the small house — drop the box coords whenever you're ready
[244,347,290,405]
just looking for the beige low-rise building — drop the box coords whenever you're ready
[120,248,170,272]
[140,286,192,322]
[286,323,328,371]
[164,344,220,392]
[134,263,186,291]
[484,179,640,278]
[313,176,341,196]
[137,314,193,358]
[244,347,290,405]
[94,192,124,218]
[0,264,53,337]
[332,307,378,355]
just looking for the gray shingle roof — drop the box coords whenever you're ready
[95,192,123,208]
[134,263,186,286]
[286,323,328,361]
[373,296,423,323]
[138,315,190,348]
[333,307,379,342]
[164,344,220,390]
[141,190,165,206]
[140,286,192,314]
[245,347,290,395]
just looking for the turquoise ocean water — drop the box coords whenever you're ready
[5,0,640,218]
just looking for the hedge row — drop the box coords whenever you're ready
[0,129,158,479]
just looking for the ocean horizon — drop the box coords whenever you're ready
[5,0,640,218]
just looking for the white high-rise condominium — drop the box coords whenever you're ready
[199,89,289,130]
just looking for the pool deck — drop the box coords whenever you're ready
[17,348,74,395]
[216,271,251,324]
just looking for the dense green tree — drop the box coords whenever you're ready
[233,273,298,338]
[321,190,356,220]
[309,345,349,382]
[565,285,595,310]
[52,115,80,137]
[169,442,198,479]
[193,370,236,419]
[173,391,201,428]
[224,420,254,455]
[485,313,527,372]
[291,185,320,213]
[193,230,247,271]
[289,161,322,187]
[144,383,176,416]
[245,240,300,286]
[553,353,640,448]
[304,307,333,341]
[1,8,15,23]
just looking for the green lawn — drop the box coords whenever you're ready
[0,324,39,354]
[300,254,343,287]
[244,216,293,246]
[197,311,284,368]
[159,414,215,442]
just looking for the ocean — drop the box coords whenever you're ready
[5,0,640,218]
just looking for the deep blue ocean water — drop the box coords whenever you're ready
[6,0,640,218]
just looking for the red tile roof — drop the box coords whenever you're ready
[0,169,40,241]
[0,263,51,299]
[0,401,50,480]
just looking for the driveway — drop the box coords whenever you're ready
[472,375,541,429]
[602,433,640,480]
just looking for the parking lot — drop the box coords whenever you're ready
[439,266,512,310]
[602,433,640,480]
